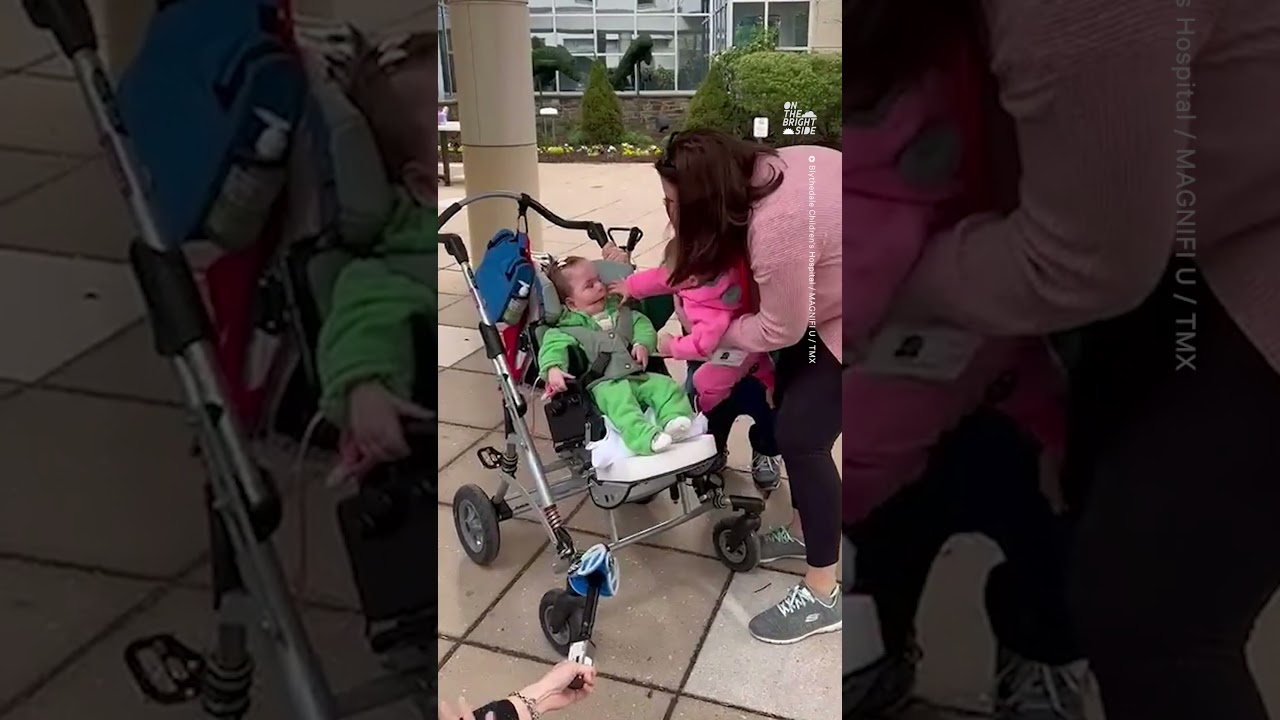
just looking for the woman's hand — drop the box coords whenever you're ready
[514,661,599,715]
[631,344,650,365]
[601,242,632,265]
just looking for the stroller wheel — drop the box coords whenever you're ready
[711,517,761,573]
[538,588,585,656]
[453,485,502,565]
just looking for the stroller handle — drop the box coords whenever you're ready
[438,192,641,264]
[23,0,97,56]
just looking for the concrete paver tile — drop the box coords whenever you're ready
[44,321,180,404]
[437,369,505,429]
[437,506,552,637]
[670,698,773,720]
[440,645,672,720]
[438,325,482,367]
[0,388,206,577]
[0,2,53,71]
[439,295,481,328]
[0,148,76,204]
[684,569,840,720]
[436,430,561,511]
[0,249,142,382]
[0,74,98,156]
[0,158,135,261]
[3,587,424,720]
[439,423,486,471]
[0,559,155,709]
[470,534,729,690]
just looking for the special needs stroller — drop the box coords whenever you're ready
[439,194,768,668]
[24,0,437,718]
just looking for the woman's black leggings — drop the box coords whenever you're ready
[773,337,842,568]
[1067,265,1280,720]
[847,408,1080,665]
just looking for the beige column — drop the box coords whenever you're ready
[448,0,543,257]
[807,0,841,54]
[101,0,335,77]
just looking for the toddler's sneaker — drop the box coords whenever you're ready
[751,451,782,491]
[758,525,807,564]
[663,416,693,440]
[748,582,842,644]
[994,646,1091,720]
[650,432,673,452]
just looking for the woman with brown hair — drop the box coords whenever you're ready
[651,129,843,644]
[857,1,1280,719]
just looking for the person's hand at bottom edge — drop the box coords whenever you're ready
[511,660,599,715]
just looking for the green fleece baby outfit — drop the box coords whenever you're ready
[317,193,437,425]
[538,297,693,455]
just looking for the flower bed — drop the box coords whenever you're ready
[443,143,663,164]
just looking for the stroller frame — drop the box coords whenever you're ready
[25,2,434,718]
[438,193,768,664]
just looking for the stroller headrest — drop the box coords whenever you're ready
[293,17,397,248]
[535,258,635,325]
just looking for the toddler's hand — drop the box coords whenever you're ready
[656,332,676,356]
[601,242,632,265]
[544,367,574,396]
[607,281,631,303]
[764,386,775,408]
[631,344,650,365]
[348,381,431,461]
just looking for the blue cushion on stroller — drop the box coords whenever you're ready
[473,230,536,323]
[116,0,306,249]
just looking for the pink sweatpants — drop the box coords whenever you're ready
[692,353,775,411]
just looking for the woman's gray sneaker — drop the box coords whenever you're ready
[844,644,921,718]
[758,525,807,563]
[994,646,1091,720]
[751,451,782,490]
[747,583,842,644]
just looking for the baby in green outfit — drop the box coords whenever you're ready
[539,257,695,455]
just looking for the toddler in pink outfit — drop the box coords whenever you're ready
[618,257,774,411]
[842,35,1067,524]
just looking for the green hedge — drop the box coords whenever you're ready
[683,28,841,145]
[580,60,625,145]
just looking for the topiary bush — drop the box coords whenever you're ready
[580,60,625,145]
[684,60,741,135]
[682,25,842,145]
[733,51,842,145]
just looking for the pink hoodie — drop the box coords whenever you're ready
[842,38,1066,524]
[623,263,775,409]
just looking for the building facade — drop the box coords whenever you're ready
[438,0,838,98]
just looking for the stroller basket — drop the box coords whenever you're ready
[438,192,770,677]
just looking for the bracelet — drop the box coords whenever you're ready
[511,691,541,720]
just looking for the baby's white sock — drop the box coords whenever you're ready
[663,416,692,440]
[650,432,673,452]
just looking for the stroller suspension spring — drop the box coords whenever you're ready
[543,504,564,530]
[201,654,254,719]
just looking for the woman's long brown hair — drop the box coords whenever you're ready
[654,129,784,286]
[844,0,981,113]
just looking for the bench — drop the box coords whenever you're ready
[437,120,460,186]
